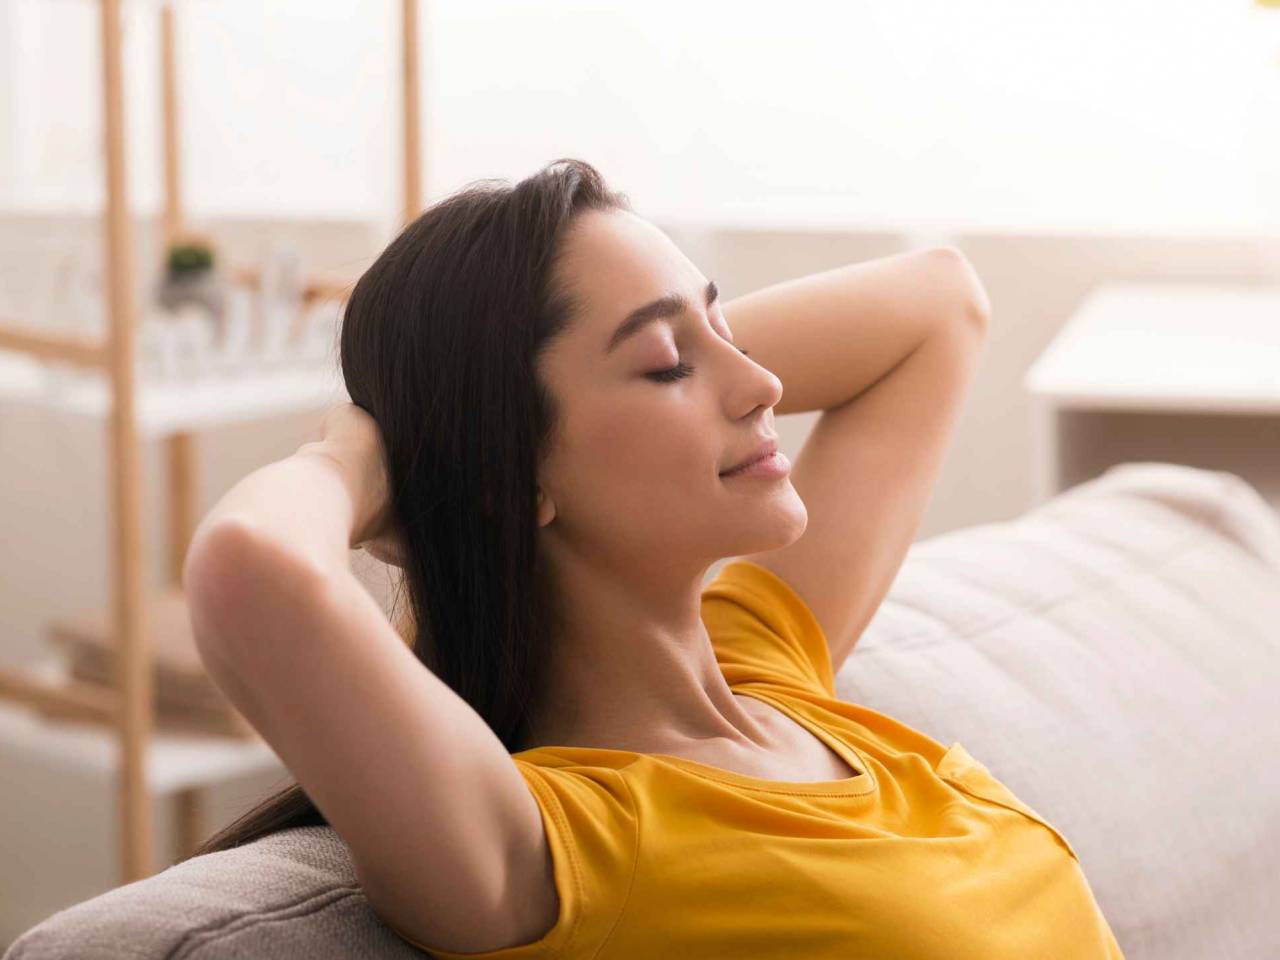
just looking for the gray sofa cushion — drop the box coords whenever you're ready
[4,825,425,959]
[6,462,1280,959]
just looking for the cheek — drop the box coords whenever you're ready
[578,399,712,488]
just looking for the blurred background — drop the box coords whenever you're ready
[2,0,1280,947]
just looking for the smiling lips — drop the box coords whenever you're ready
[720,437,779,476]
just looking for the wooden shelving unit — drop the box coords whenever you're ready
[0,0,424,884]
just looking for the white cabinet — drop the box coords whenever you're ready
[1025,284,1280,509]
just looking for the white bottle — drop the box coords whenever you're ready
[174,304,215,380]
[219,286,253,374]
[257,245,303,367]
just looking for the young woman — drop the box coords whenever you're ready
[181,158,1123,958]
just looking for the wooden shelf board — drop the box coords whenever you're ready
[0,349,347,437]
[0,657,284,795]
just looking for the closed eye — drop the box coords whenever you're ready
[646,346,750,384]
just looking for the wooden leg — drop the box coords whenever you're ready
[174,787,206,861]
[168,432,197,585]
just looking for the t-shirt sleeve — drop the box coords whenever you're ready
[700,558,838,698]
[393,760,637,960]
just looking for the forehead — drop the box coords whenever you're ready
[557,209,704,343]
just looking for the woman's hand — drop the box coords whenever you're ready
[298,402,409,568]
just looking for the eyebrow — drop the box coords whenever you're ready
[604,279,719,355]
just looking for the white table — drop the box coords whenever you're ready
[1024,284,1280,507]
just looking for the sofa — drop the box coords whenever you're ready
[6,461,1279,959]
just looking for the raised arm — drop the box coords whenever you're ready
[724,246,990,416]
[723,247,991,677]
[182,436,556,953]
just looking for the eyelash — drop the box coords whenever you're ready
[647,346,751,383]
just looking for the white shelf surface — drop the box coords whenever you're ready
[0,348,348,438]
[1024,284,1280,413]
[0,657,284,795]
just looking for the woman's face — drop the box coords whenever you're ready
[534,208,807,572]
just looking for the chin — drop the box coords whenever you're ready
[728,494,808,555]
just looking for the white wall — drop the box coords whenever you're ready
[1,0,399,220]
[2,0,1279,230]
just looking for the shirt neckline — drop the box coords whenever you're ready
[643,687,878,796]
[521,688,878,797]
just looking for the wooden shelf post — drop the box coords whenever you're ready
[100,0,154,883]
[402,0,422,224]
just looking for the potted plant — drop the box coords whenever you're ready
[156,235,226,330]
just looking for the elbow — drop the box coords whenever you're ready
[923,245,992,334]
[182,520,324,666]
[182,523,259,707]
[183,520,278,628]
[184,522,252,632]
[183,521,266,675]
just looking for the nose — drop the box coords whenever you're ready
[727,339,783,417]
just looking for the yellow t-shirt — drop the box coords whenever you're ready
[395,559,1125,959]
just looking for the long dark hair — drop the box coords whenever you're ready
[185,158,631,859]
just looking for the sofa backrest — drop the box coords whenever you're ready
[836,462,1280,960]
